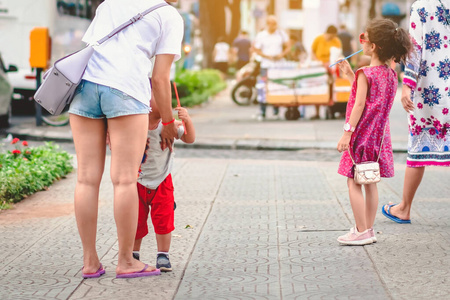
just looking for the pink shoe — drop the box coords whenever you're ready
[369,228,377,243]
[337,226,373,246]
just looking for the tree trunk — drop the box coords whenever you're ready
[228,0,241,44]
[89,0,104,19]
[199,0,227,68]
[369,0,377,19]
[268,0,275,15]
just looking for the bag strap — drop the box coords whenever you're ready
[347,122,388,165]
[93,2,168,46]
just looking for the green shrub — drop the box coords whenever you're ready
[0,140,73,209]
[172,69,227,107]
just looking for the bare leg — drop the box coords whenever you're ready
[364,183,378,229]
[347,178,367,232]
[314,105,320,118]
[107,114,156,275]
[70,115,106,273]
[387,166,425,220]
[156,233,172,252]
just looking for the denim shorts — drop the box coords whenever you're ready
[69,80,150,119]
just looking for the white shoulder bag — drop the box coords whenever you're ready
[34,3,168,115]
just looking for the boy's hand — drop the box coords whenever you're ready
[175,107,190,122]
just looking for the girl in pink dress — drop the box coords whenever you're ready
[336,18,412,245]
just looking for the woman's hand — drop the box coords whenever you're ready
[160,122,177,151]
[337,132,352,153]
[401,85,414,113]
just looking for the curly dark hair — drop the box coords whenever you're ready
[366,18,413,64]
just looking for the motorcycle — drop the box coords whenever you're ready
[231,58,261,106]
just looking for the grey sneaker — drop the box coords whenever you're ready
[156,253,172,272]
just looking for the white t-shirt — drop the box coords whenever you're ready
[138,122,185,189]
[254,29,289,68]
[213,42,230,63]
[81,0,184,106]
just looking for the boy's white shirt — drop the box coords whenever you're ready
[138,122,184,189]
[81,0,184,106]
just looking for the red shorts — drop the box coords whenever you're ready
[136,174,175,239]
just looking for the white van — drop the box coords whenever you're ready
[0,0,91,113]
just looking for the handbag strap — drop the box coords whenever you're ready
[347,122,388,165]
[93,2,169,46]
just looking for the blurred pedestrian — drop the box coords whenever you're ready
[133,96,195,272]
[232,30,252,70]
[337,24,356,58]
[68,0,183,278]
[287,34,307,62]
[213,36,231,76]
[311,25,342,119]
[336,18,412,245]
[253,15,290,121]
[382,0,450,224]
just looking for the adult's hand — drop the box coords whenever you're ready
[152,53,177,150]
[401,85,414,113]
[274,53,284,60]
[160,122,177,151]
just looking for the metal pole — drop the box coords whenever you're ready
[35,68,42,126]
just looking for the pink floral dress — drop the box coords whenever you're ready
[338,65,396,178]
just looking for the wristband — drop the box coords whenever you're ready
[162,119,175,126]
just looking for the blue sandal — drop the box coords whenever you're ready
[381,204,411,224]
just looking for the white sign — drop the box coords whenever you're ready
[303,0,320,9]
[280,10,303,30]
[0,0,10,16]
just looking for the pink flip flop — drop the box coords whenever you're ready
[116,264,161,279]
[82,263,106,279]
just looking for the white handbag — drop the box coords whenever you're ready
[348,124,387,185]
[353,161,381,185]
[34,3,168,115]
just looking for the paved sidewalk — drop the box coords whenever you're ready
[0,155,448,299]
[1,86,448,299]
[5,85,410,152]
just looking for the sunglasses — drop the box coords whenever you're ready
[359,33,370,44]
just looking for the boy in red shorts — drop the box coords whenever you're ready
[133,97,195,272]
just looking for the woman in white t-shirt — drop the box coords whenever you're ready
[212,36,231,75]
[68,0,183,279]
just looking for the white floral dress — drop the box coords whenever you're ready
[403,0,450,167]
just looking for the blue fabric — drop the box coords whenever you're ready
[69,80,150,119]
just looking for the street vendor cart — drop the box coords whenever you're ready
[265,61,350,120]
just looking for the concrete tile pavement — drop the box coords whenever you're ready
[1,86,448,299]
[0,155,448,299]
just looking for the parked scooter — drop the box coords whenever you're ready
[231,58,261,106]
